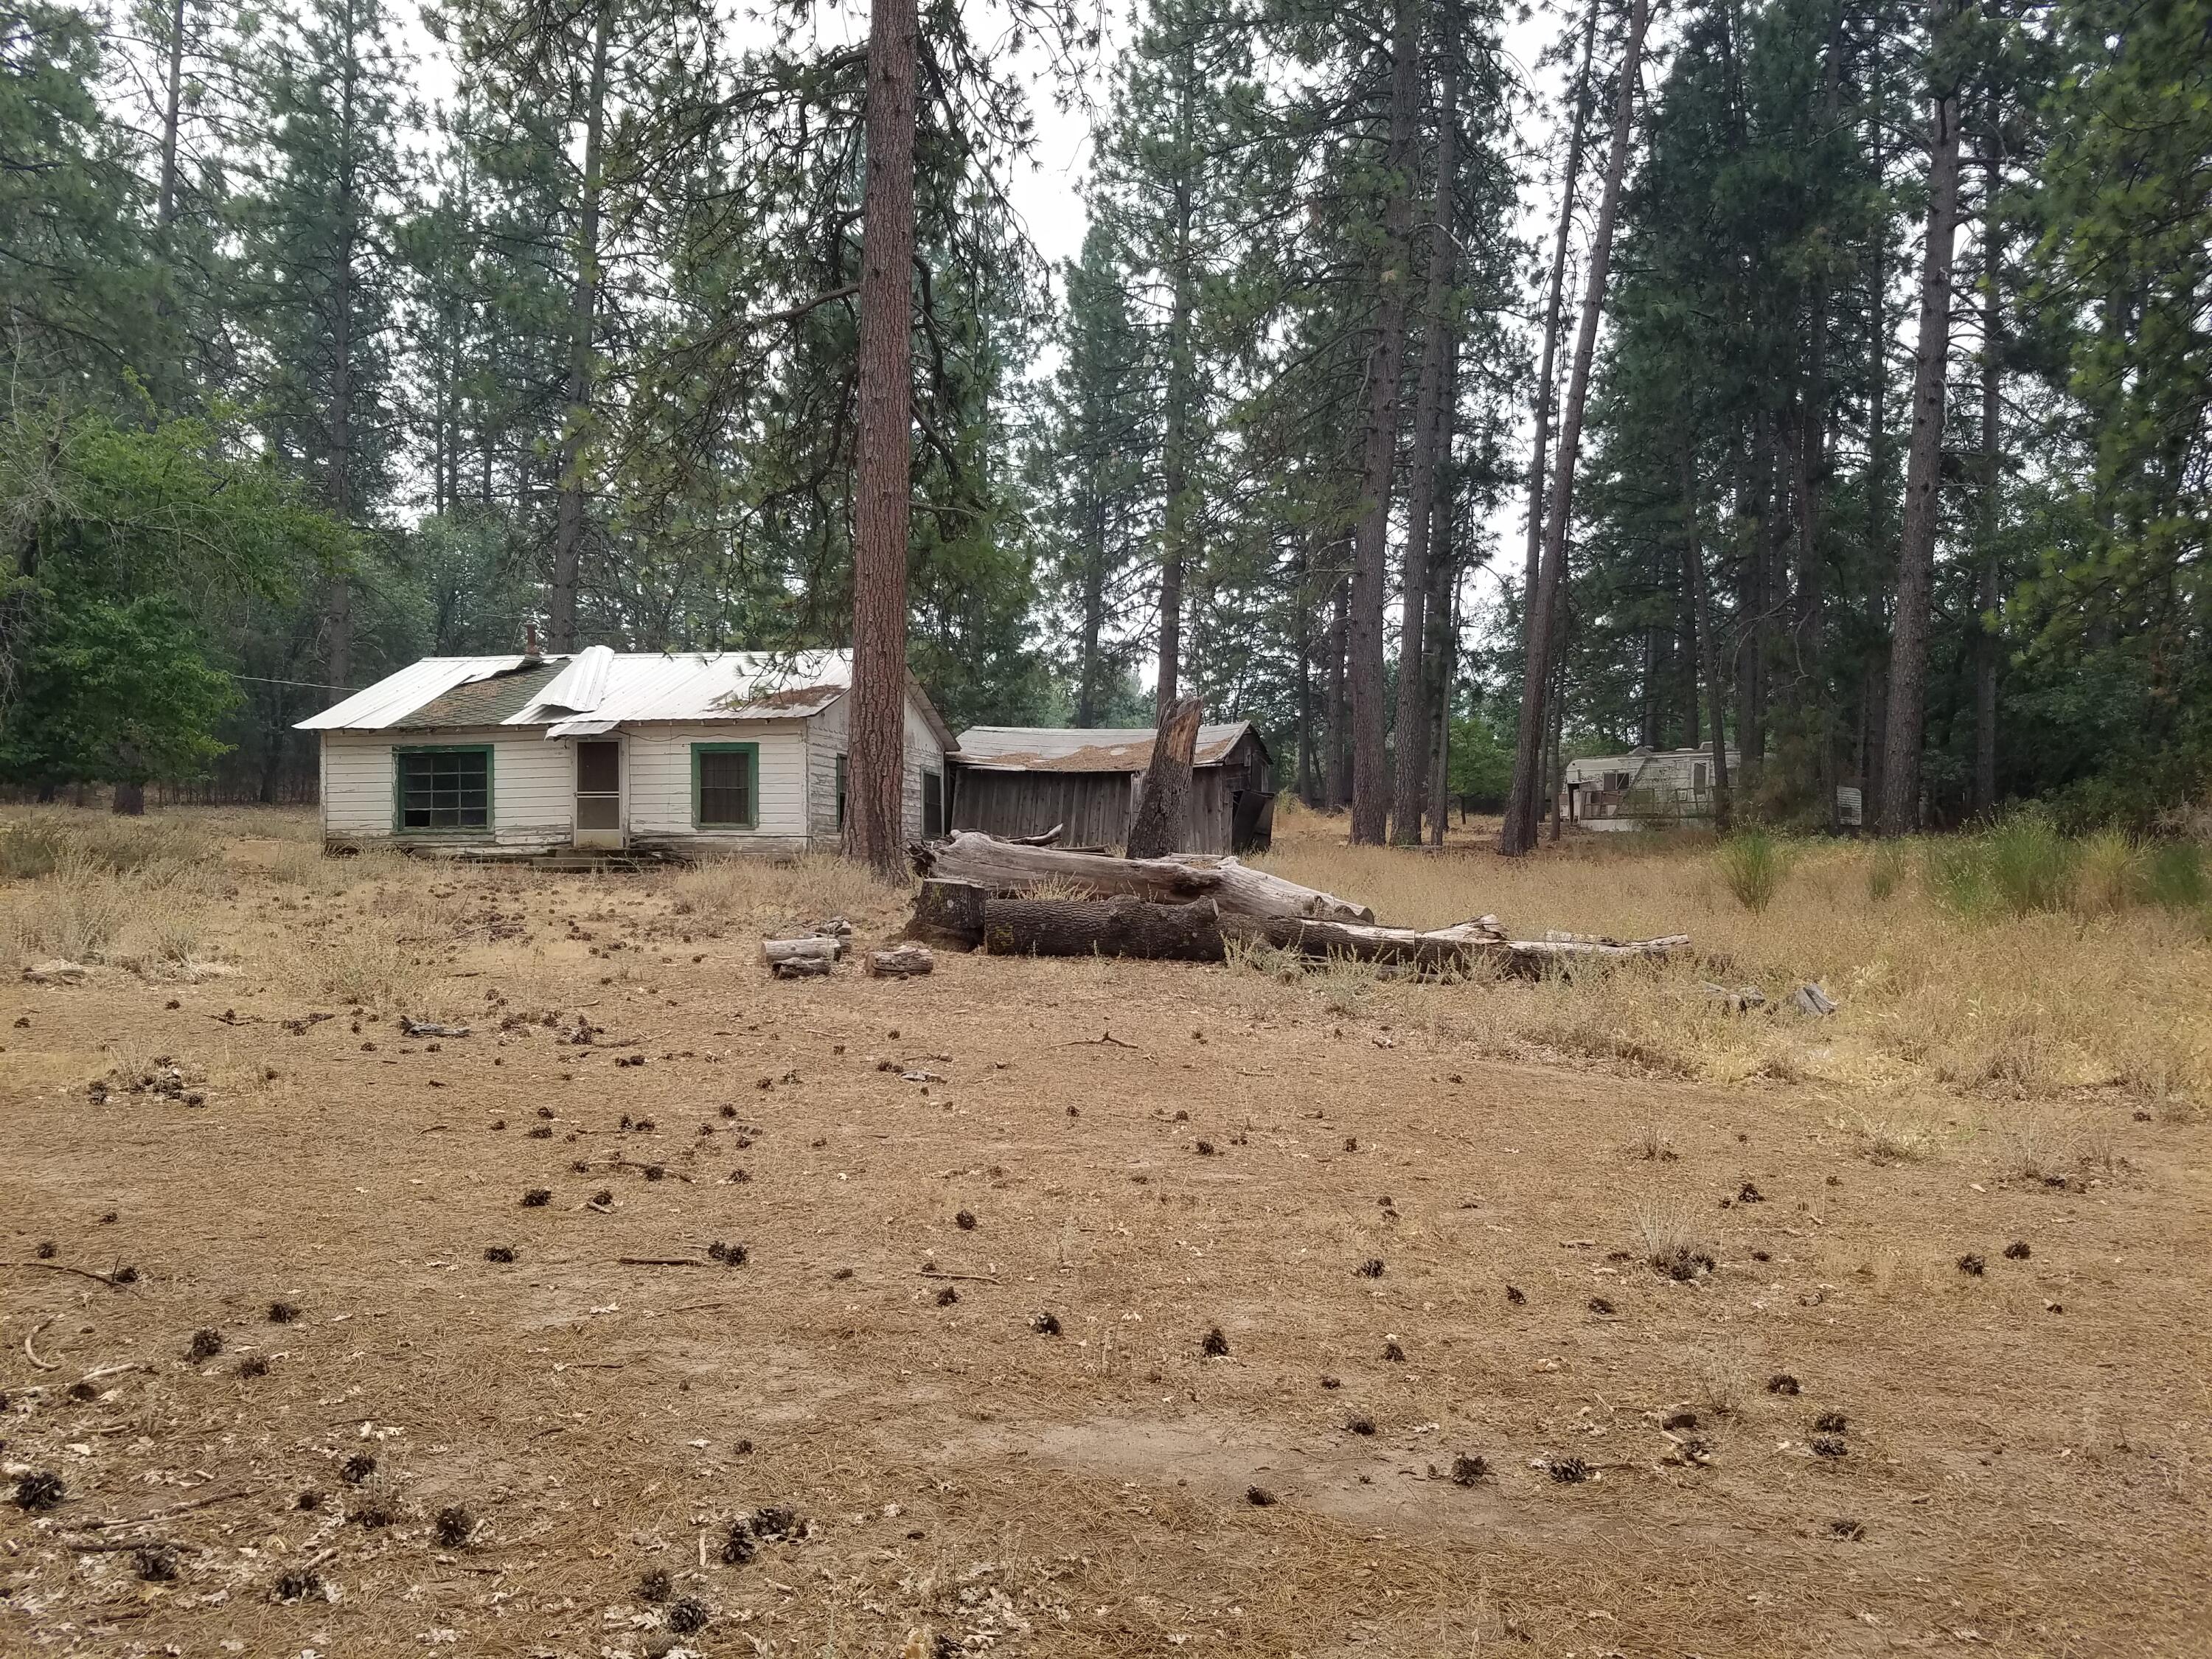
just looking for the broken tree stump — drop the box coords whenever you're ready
[912,831,1373,924]
[983,896,1228,962]
[906,879,987,951]
[1124,695,1203,859]
[863,945,935,978]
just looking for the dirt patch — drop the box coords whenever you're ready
[1,813,2208,1655]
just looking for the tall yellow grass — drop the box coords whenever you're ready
[1256,799,2212,1111]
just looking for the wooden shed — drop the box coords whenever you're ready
[948,722,1276,854]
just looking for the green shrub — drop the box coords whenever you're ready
[1986,812,2079,916]
[1867,841,1908,902]
[2141,840,2208,912]
[1714,830,1789,912]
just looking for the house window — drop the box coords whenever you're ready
[835,754,847,828]
[397,746,491,831]
[1694,762,1708,793]
[692,742,757,828]
[922,768,945,838]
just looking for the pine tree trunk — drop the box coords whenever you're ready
[1325,569,1349,810]
[1501,0,1652,856]
[1077,493,1107,726]
[1427,335,1461,847]
[156,0,187,228]
[325,1,360,692]
[1972,122,2003,818]
[846,0,920,878]
[1683,444,1732,832]
[1523,0,1597,636]
[1156,35,1200,712]
[1878,0,1964,838]
[1390,15,1458,846]
[1296,545,1317,804]
[549,2,611,653]
[1346,0,1423,846]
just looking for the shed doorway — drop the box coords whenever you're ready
[574,739,624,848]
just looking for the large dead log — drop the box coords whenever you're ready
[906,879,987,950]
[911,830,1374,925]
[1243,914,1508,969]
[984,896,1227,961]
[1124,695,1203,858]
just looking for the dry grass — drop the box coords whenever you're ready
[1258,801,2212,1111]
[5,804,2211,1658]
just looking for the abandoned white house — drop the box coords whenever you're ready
[296,647,956,857]
[947,722,1277,853]
[1561,743,1863,830]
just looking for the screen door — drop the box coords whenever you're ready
[575,740,622,838]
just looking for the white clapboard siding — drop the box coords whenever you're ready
[905,699,947,841]
[807,693,848,843]
[321,728,573,848]
[624,722,808,841]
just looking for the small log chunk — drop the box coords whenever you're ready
[984,896,1227,962]
[863,945,935,978]
[1124,696,1203,859]
[906,879,987,950]
[763,936,838,980]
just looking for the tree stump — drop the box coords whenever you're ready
[1124,695,1203,859]
[906,879,987,950]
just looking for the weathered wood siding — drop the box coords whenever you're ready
[320,727,574,852]
[947,728,1275,855]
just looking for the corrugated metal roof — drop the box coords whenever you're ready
[953,722,1257,773]
[295,657,533,731]
[298,650,882,736]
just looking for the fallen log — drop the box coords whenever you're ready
[967,892,1688,978]
[863,945,935,978]
[906,879,987,950]
[912,830,1374,924]
[984,896,1226,961]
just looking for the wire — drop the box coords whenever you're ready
[230,673,364,692]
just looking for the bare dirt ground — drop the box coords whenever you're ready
[4,808,2211,1658]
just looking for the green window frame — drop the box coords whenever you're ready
[692,742,759,830]
[394,744,494,834]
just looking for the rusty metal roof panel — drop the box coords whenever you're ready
[953,722,1255,773]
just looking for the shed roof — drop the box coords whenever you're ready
[953,721,1265,773]
[297,648,956,750]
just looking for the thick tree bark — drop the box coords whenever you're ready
[1124,695,1203,858]
[549,1,611,653]
[325,0,360,692]
[846,0,921,878]
[1863,25,1892,812]
[912,831,1374,923]
[1501,0,1653,856]
[1682,444,1732,832]
[1076,492,1107,726]
[1523,0,1598,633]
[1390,13,1459,846]
[1878,0,1964,838]
[1296,543,1317,804]
[985,895,1227,961]
[1346,0,1423,845]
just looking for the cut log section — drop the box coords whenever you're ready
[863,945,935,978]
[762,936,840,979]
[984,896,1226,961]
[912,831,1374,924]
[906,879,987,950]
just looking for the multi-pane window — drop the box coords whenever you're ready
[398,748,490,830]
[694,745,755,827]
